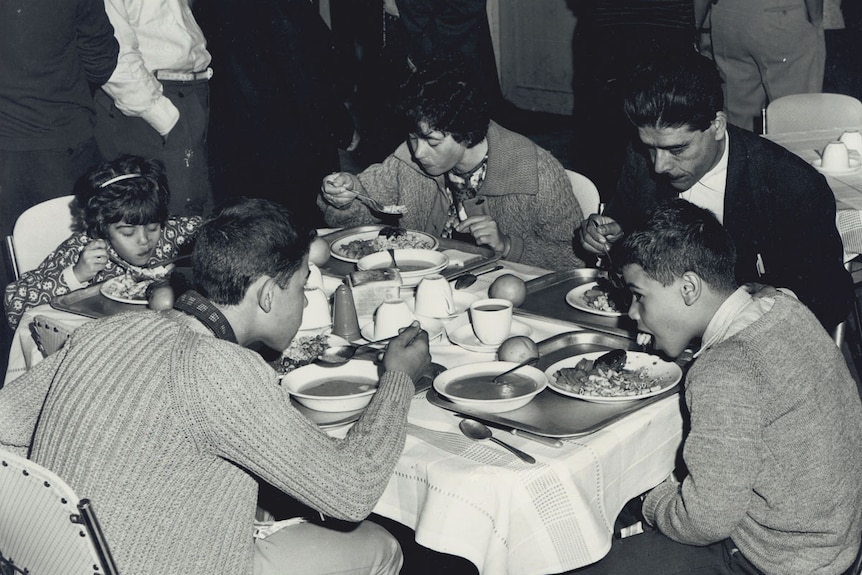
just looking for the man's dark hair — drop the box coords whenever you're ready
[617,199,738,293]
[74,155,170,239]
[398,57,490,147]
[192,197,315,305]
[623,53,724,132]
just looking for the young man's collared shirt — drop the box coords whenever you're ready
[694,285,772,358]
[680,131,730,224]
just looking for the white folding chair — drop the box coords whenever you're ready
[763,93,862,135]
[565,169,600,217]
[0,447,119,574]
[4,195,76,280]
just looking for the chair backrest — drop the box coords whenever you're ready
[0,447,119,575]
[565,170,600,217]
[6,195,76,279]
[764,93,862,135]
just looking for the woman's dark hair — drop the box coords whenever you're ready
[73,155,170,239]
[397,57,490,147]
[623,53,725,132]
[192,197,315,306]
[617,199,738,293]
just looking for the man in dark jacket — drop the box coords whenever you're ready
[580,53,852,333]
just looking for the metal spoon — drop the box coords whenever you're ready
[315,342,381,365]
[453,265,505,290]
[492,356,539,384]
[459,419,536,464]
[387,248,398,268]
[353,191,407,215]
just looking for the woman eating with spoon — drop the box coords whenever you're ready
[319,57,586,272]
[3,155,201,329]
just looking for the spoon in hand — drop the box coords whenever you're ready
[459,419,536,464]
[316,336,397,366]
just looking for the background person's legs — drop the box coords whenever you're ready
[254,520,403,575]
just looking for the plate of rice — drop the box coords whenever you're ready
[329,226,438,263]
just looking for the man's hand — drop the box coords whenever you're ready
[579,213,624,255]
[383,321,431,386]
[455,215,509,256]
[73,239,109,283]
[321,172,359,208]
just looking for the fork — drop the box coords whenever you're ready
[594,204,627,293]
[352,192,407,215]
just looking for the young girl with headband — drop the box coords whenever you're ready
[4,155,202,328]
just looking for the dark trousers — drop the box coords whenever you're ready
[0,137,102,383]
[94,81,213,217]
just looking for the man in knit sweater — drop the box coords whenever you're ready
[577,199,862,574]
[0,197,431,575]
[320,60,585,272]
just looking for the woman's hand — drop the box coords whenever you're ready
[321,172,359,208]
[73,239,109,283]
[455,215,510,256]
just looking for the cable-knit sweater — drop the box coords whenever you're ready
[643,290,862,575]
[0,310,414,575]
[319,121,585,271]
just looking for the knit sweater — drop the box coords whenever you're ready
[643,289,862,575]
[319,121,585,271]
[0,310,415,575]
[4,216,201,329]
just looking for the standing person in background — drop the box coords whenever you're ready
[0,0,118,381]
[94,0,214,217]
[194,0,355,228]
[694,0,825,131]
[571,0,697,199]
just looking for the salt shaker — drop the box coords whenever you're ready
[331,283,361,341]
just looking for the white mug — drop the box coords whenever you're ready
[469,298,513,345]
[821,141,850,170]
[414,274,456,318]
[373,298,415,340]
[299,287,331,330]
[839,130,862,156]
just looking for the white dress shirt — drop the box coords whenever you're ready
[679,131,730,224]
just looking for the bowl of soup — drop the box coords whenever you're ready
[281,361,380,412]
[356,249,449,287]
[433,361,547,413]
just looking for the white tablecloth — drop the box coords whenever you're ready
[3,261,685,575]
[765,127,862,261]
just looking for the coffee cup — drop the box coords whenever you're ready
[469,298,513,345]
[839,130,862,156]
[820,141,850,171]
[373,298,415,340]
[414,274,456,318]
[299,287,331,330]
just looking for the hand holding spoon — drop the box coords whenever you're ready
[459,419,536,464]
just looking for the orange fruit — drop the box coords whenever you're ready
[488,274,527,307]
[308,236,331,266]
[497,335,539,363]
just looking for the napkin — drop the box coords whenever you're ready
[441,249,484,268]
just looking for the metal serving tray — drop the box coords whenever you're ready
[517,268,639,339]
[426,330,681,438]
[321,225,500,280]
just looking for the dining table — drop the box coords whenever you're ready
[764,126,862,261]
[2,235,686,575]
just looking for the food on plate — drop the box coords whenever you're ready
[497,335,539,363]
[552,351,664,398]
[308,236,331,266]
[337,227,435,260]
[272,334,329,375]
[584,277,632,313]
[488,274,527,306]
[102,274,153,301]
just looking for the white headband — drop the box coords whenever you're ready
[99,173,143,188]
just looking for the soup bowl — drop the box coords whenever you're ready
[356,249,449,287]
[281,361,381,412]
[433,361,547,413]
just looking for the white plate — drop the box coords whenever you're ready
[360,316,445,343]
[281,361,379,412]
[99,276,152,305]
[545,351,682,403]
[290,399,364,429]
[433,361,547,414]
[811,157,862,176]
[565,282,625,317]
[329,229,439,263]
[447,320,533,353]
